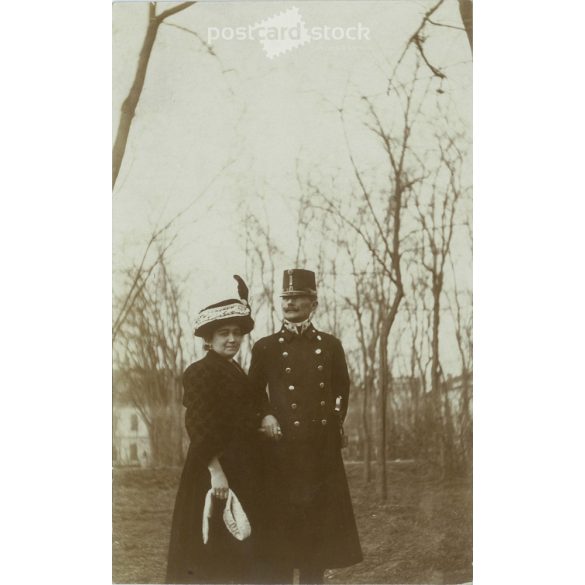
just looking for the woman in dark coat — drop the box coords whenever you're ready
[166,277,264,584]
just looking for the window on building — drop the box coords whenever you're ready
[130,413,138,431]
[130,443,138,461]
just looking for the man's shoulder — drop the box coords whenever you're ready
[252,332,282,351]
[314,328,343,346]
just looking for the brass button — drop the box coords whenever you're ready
[319,382,325,388]
[315,349,322,355]
[317,335,322,341]
[317,365,323,371]
[320,401,326,406]
[279,337,284,343]
[291,403,298,410]
[288,385,295,391]
[293,421,300,427]
[321,419,327,426]
[282,352,288,357]
[285,367,292,373]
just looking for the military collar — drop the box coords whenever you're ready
[282,318,312,335]
[278,322,320,342]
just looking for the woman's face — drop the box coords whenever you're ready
[208,324,243,359]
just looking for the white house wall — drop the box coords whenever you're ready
[113,404,151,467]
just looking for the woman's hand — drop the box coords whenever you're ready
[210,469,229,500]
[261,414,282,440]
[208,457,229,499]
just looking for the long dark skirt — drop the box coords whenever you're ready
[166,443,263,584]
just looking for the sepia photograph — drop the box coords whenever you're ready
[112,1,472,583]
[5,2,585,585]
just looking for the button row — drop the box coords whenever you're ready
[287,383,325,390]
[282,350,324,358]
[284,365,323,372]
[278,333,322,343]
[292,419,328,427]
[288,401,326,409]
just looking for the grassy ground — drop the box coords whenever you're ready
[113,462,471,584]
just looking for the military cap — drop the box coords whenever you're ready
[281,268,317,298]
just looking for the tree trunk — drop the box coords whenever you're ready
[442,381,456,476]
[458,0,473,51]
[362,380,373,482]
[430,271,444,472]
[378,332,388,500]
[113,8,160,188]
[148,404,184,467]
[459,368,472,475]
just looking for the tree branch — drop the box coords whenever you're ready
[155,1,196,23]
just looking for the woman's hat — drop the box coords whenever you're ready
[193,275,254,338]
[281,268,317,298]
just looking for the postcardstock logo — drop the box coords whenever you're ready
[251,6,311,59]
[206,6,371,60]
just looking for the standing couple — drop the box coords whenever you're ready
[166,269,362,584]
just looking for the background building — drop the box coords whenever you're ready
[113,373,151,467]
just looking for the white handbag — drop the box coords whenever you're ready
[202,488,252,544]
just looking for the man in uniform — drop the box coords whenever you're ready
[249,269,362,584]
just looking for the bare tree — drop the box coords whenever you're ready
[411,127,467,476]
[458,0,473,50]
[242,209,282,333]
[340,245,381,482]
[113,2,196,188]
[447,257,473,474]
[113,159,229,344]
[112,226,177,343]
[387,0,472,93]
[114,255,187,466]
[306,65,432,498]
[403,288,432,461]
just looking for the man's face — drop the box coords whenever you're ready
[281,295,317,323]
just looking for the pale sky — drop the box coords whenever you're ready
[113,0,472,372]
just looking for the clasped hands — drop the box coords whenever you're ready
[259,414,282,440]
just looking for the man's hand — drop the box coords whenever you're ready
[261,414,282,440]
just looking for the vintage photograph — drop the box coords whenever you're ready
[113,1,472,583]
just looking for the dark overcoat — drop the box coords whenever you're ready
[249,324,363,570]
[166,350,264,584]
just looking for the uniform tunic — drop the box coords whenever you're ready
[249,324,363,571]
[166,350,264,584]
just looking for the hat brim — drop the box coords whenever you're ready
[280,291,317,298]
[194,315,254,338]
